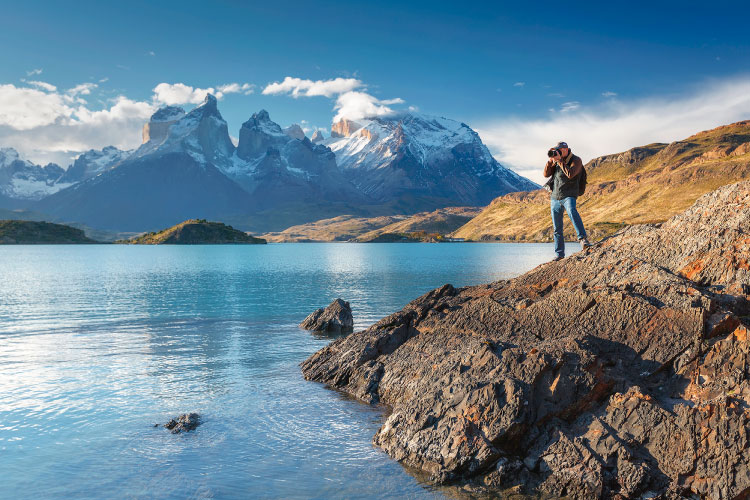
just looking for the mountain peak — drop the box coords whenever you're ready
[283,124,306,141]
[311,130,325,143]
[150,106,186,123]
[330,118,362,138]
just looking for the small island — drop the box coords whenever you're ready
[121,219,267,244]
[0,220,99,244]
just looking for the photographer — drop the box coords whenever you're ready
[543,141,591,261]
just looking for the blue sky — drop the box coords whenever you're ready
[2,0,750,182]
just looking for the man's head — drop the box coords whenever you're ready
[555,141,570,157]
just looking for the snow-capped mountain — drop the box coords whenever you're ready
[0,147,70,200]
[228,110,367,208]
[36,96,252,231]
[59,146,132,183]
[133,95,235,170]
[323,112,539,206]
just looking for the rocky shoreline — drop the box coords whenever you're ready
[301,181,750,499]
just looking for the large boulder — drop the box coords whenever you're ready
[302,181,750,499]
[300,298,354,334]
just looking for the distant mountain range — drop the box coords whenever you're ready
[0,95,537,233]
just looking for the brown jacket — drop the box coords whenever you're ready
[544,151,583,179]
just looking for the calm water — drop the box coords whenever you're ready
[0,243,551,499]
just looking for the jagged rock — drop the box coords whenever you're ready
[330,118,362,138]
[283,124,305,141]
[311,130,325,143]
[164,413,201,434]
[300,298,354,333]
[302,181,750,500]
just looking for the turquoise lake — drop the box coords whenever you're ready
[0,243,552,499]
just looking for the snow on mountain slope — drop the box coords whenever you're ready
[0,148,71,200]
[323,112,539,206]
[60,146,133,183]
[133,95,235,171]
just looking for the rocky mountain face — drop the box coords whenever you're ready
[453,120,750,242]
[59,146,132,183]
[302,180,750,499]
[228,109,367,209]
[323,113,539,208]
[283,124,306,140]
[35,96,253,231]
[311,130,325,143]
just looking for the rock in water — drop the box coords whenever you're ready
[301,181,750,499]
[164,413,201,434]
[300,299,354,333]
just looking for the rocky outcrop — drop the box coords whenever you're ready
[311,130,325,143]
[302,181,750,499]
[300,298,354,333]
[283,124,306,141]
[330,118,362,138]
[164,413,201,433]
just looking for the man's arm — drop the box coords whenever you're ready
[543,158,555,178]
[560,156,583,179]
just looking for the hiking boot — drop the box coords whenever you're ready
[552,255,564,262]
[580,238,592,250]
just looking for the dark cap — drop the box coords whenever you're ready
[555,141,568,149]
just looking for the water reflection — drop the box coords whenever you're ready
[0,243,551,499]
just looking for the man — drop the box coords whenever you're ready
[543,141,591,261]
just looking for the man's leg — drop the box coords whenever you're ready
[562,197,590,247]
[550,198,565,258]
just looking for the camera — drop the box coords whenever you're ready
[547,148,561,158]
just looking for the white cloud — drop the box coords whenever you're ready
[263,75,405,122]
[0,83,155,166]
[26,68,43,76]
[152,82,254,105]
[560,101,580,112]
[513,82,525,87]
[263,76,363,98]
[216,82,254,95]
[153,83,215,105]
[0,84,73,130]
[148,51,156,56]
[602,91,617,98]
[67,82,98,96]
[333,91,400,122]
[99,77,109,83]
[475,76,750,185]
[27,81,57,92]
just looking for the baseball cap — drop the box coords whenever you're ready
[555,141,568,149]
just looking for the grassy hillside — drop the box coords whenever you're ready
[453,120,750,241]
[0,220,99,244]
[262,207,481,242]
[123,219,267,244]
[353,207,481,242]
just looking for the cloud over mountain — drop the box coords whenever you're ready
[263,76,405,122]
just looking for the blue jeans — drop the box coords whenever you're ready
[550,196,587,257]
